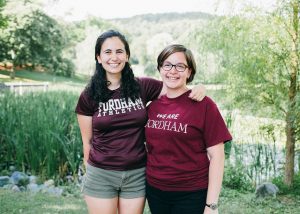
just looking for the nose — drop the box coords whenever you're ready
[111,52,118,60]
[169,65,178,73]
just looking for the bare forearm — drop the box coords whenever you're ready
[77,114,93,167]
[206,153,225,204]
[82,140,91,166]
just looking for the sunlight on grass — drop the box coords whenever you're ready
[0,70,87,84]
[43,204,82,211]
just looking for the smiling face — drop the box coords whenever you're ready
[96,37,128,79]
[159,51,191,93]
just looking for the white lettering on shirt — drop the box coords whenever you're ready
[145,120,188,134]
[97,97,145,117]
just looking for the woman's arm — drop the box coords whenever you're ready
[204,143,225,214]
[77,114,93,167]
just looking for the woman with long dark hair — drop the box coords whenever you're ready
[75,30,205,214]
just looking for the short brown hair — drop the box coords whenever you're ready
[157,44,196,83]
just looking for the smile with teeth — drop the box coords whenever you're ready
[167,76,179,81]
[109,63,120,68]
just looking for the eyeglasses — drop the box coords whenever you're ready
[161,63,188,72]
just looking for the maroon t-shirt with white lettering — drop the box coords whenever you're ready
[145,90,232,191]
[75,77,163,170]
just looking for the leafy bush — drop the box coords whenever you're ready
[272,172,300,196]
[51,57,75,77]
[223,163,254,192]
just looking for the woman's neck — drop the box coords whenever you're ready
[107,74,121,90]
[166,87,189,98]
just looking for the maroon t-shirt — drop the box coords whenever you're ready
[75,77,163,170]
[145,90,232,191]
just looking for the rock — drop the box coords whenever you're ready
[29,175,38,184]
[65,175,74,183]
[10,171,29,186]
[27,183,40,193]
[255,182,279,198]
[2,184,14,189]
[44,179,55,187]
[47,186,63,196]
[0,176,10,187]
[12,185,20,192]
[9,166,16,172]
[40,184,48,193]
[19,186,26,192]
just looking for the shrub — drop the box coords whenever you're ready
[223,163,254,192]
[272,172,300,196]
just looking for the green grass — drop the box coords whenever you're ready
[219,188,300,214]
[0,189,87,214]
[0,70,87,85]
[1,188,299,214]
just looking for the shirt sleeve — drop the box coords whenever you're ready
[138,77,163,103]
[75,90,95,116]
[203,97,232,148]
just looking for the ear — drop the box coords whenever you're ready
[96,55,102,64]
[187,68,192,79]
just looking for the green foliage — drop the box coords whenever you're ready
[272,172,300,196]
[14,10,74,76]
[0,91,82,179]
[144,61,158,77]
[1,8,75,77]
[0,0,8,60]
[197,1,300,185]
[52,57,75,77]
[0,0,7,28]
[195,6,300,117]
[223,163,254,192]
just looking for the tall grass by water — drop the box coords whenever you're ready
[0,91,82,180]
[0,88,297,191]
[223,111,290,190]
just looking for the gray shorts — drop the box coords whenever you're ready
[82,163,146,199]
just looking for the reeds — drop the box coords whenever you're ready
[0,91,82,180]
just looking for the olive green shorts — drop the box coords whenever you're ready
[82,163,146,199]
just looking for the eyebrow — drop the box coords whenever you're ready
[163,61,186,65]
[103,48,125,52]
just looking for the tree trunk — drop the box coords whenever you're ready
[285,111,295,186]
[9,66,15,79]
[284,0,299,186]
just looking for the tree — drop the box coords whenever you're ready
[0,0,7,28]
[1,9,74,77]
[0,0,8,63]
[198,0,299,186]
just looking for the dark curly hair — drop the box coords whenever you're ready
[86,30,140,103]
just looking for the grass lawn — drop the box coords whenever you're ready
[1,188,299,214]
[0,189,87,214]
[219,188,300,214]
[0,70,87,85]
